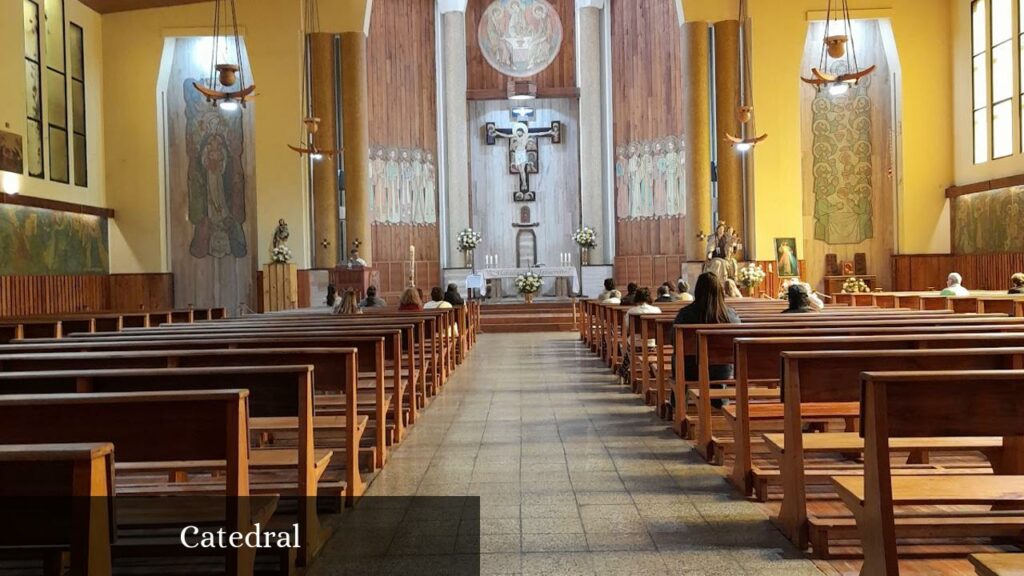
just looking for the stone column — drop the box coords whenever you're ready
[682,21,713,262]
[340,31,372,265]
[577,0,606,265]
[441,3,470,268]
[309,33,340,268]
[714,20,745,241]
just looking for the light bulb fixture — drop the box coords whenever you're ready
[288,116,340,159]
[828,82,850,96]
[725,0,768,152]
[801,0,876,93]
[193,0,255,109]
[288,0,340,160]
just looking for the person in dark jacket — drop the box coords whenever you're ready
[444,283,465,306]
[673,272,741,409]
[655,285,675,303]
[1010,273,1024,295]
[620,283,639,305]
[782,283,816,314]
[358,286,387,308]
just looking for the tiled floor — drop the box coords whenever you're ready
[311,332,823,575]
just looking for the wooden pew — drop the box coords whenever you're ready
[835,370,1024,576]
[0,389,270,576]
[730,335,1024,500]
[0,443,114,576]
[0,366,328,567]
[970,553,1024,576]
[684,320,1024,461]
[0,333,407,448]
[761,344,1024,550]
[0,348,370,492]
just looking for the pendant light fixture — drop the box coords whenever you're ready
[800,0,876,93]
[725,0,767,152]
[193,0,255,110]
[288,0,339,160]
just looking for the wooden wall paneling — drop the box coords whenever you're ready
[0,273,171,318]
[465,0,577,94]
[891,254,1024,291]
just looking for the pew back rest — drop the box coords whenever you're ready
[0,366,310,421]
[862,370,1024,439]
[0,389,249,465]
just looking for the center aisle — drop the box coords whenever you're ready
[312,333,823,576]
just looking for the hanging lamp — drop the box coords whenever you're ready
[800,0,876,93]
[288,0,339,159]
[193,0,255,109]
[725,0,767,152]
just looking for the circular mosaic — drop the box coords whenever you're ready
[478,0,563,78]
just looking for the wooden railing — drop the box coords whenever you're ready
[0,273,172,318]
[892,253,1024,291]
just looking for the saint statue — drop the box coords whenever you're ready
[272,218,290,249]
[704,222,738,280]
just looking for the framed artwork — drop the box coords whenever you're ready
[0,131,25,174]
[842,261,855,276]
[774,237,799,277]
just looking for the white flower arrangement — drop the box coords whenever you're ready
[736,263,766,289]
[515,271,543,294]
[456,228,482,252]
[842,277,871,294]
[271,245,293,263]
[572,226,598,249]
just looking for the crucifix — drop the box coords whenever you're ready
[485,120,562,202]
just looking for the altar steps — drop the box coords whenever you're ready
[479,302,577,333]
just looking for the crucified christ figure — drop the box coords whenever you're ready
[488,121,556,193]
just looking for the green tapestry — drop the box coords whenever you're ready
[954,187,1024,254]
[0,204,109,274]
[811,85,874,245]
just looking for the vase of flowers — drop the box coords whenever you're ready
[515,271,543,304]
[572,226,598,266]
[736,262,766,296]
[458,226,481,266]
[456,228,482,268]
[841,277,870,294]
[271,245,293,264]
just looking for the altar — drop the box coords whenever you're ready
[480,266,580,299]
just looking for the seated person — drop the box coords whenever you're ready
[443,283,465,306]
[424,287,453,309]
[347,248,367,267]
[333,289,361,315]
[602,289,622,304]
[782,283,817,313]
[597,278,617,301]
[1010,273,1024,295]
[618,287,662,381]
[398,287,423,311]
[620,283,639,306]
[676,280,694,302]
[940,272,969,296]
[359,286,387,308]
[325,283,340,308]
[673,272,741,408]
[655,285,675,303]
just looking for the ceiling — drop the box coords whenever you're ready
[80,0,212,14]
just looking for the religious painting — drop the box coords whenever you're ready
[775,237,799,277]
[614,136,686,221]
[478,0,563,78]
[953,186,1024,254]
[0,131,25,175]
[0,204,109,274]
[368,145,437,225]
[811,69,873,245]
[183,78,248,259]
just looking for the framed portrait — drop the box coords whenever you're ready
[774,237,799,277]
[0,131,25,175]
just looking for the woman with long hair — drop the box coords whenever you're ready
[398,286,423,311]
[333,289,361,315]
[782,283,816,313]
[325,283,339,308]
[673,272,741,408]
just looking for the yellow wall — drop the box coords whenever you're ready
[96,0,370,273]
[0,0,107,208]
[682,0,954,258]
